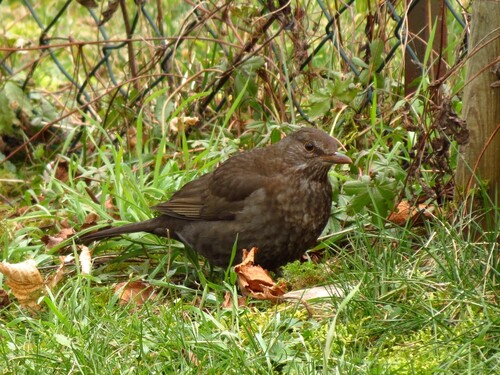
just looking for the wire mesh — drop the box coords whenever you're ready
[0,0,468,132]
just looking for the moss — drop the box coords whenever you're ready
[281,261,332,290]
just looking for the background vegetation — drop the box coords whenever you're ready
[0,0,498,373]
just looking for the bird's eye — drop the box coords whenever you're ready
[304,142,315,152]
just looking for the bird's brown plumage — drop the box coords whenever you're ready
[78,127,352,270]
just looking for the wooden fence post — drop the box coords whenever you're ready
[405,0,447,98]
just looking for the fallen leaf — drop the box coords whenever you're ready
[78,212,100,231]
[54,333,73,347]
[76,0,98,8]
[182,349,200,366]
[388,200,434,226]
[60,218,71,229]
[104,197,121,219]
[283,284,347,301]
[234,248,286,301]
[41,227,75,249]
[222,291,247,308]
[0,289,10,308]
[46,256,70,289]
[14,206,30,216]
[169,116,200,133]
[85,212,99,224]
[127,127,137,149]
[99,0,120,25]
[79,246,92,275]
[56,161,69,182]
[59,227,75,239]
[41,235,62,248]
[114,281,157,306]
[0,260,44,310]
[0,257,75,310]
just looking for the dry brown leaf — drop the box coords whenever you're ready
[222,291,247,308]
[59,227,75,239]
[100,0,119,25]
[41,227,75,249]
[78,212,100,231]
[46,257,69,289]
[0,260,44,310]
[104,197,121,219]
[0,256,75,310]
[54,159,69,182]
[60,218,71,229]
[76,0,98,8]
[388,200,434,226]
[14,206,30,217]
[85,212,99,224]
[41,235,63,249]
[104,197,118,210]
[0,289,11,308]
[127,127,137,149]
[234,248,286,302]
[169,116,200,133]
[114,281,157,306]
[79,246,92,275]
[182,349,200,366]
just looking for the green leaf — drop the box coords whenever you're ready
[370,39,385,68]
[154,97,175,124]
[356,0,368,13]
[0,91,16,135]
[5,81,33,115]
[343,175,372,195]
[358,70,369,86]
[343,173,400,219]
[240,56,264,73]
[351,57,369,69]
[233,57,264,107]
[0,152,17,173]
[343,177,373,213]
[54,334,72,348]
[308,99,331,119]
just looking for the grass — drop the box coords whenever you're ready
[0,0,498,373]
[1,118,498,373]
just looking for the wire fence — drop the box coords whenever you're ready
[0,0,468,151]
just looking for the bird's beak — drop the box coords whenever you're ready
[331,151,352,164]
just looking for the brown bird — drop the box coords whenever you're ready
[79,127,352,270]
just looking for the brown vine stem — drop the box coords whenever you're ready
[120,0,140,92]
[0,74,163,165]
[199,15,279,113]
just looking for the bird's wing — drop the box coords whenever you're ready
[153,151,271,221]
[152,173,212,220]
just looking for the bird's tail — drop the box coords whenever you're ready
[78,218,161,244]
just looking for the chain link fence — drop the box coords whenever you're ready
[0,0,468,157]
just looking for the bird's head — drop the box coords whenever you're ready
[281,127,352,178]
